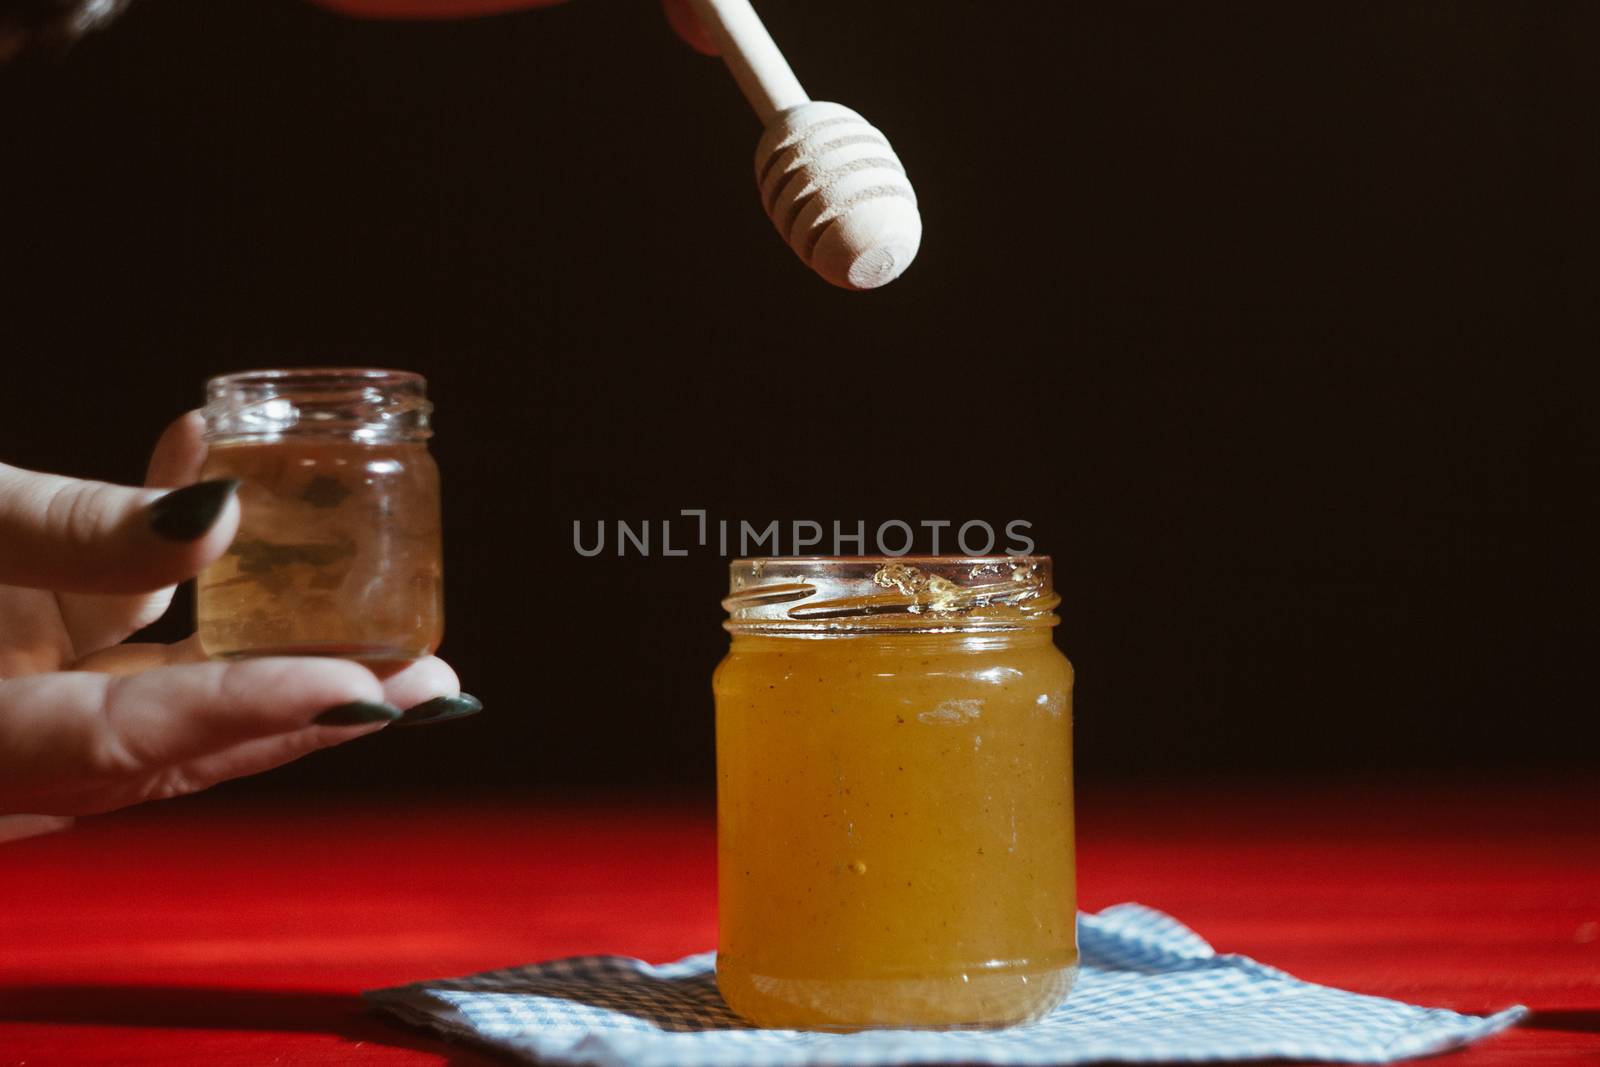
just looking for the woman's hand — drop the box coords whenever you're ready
[0,413,477,829]
[3,0,716,68]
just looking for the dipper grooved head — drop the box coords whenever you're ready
[755,102,922,291]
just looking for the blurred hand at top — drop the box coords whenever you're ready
[306,0,719,54]
[1,0,717,64]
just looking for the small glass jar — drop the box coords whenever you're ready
[713,556,1077,1030]
[196,368,444,664]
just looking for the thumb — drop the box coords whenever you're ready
[0,465,239,595]
[51,412,218,654]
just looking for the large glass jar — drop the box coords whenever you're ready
[713,556,1077,1030]
[196,368,443,665]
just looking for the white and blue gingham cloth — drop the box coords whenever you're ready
[366,903,1524,1066]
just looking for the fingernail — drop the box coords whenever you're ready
[314,701,403,726]
[148,479,241,541]
[397,692,483,727]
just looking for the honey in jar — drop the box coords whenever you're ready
[196,368,443,664]
[714,557,1077,1029]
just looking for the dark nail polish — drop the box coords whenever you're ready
[397,693,483,727]
[148,479,241,541]
[314,701,403,726]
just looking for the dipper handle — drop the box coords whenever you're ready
[686,0,809,124]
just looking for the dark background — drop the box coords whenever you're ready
[3,1,1594,793]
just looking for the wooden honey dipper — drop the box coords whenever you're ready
[686,0,922,290]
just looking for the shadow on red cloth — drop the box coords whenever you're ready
[1523,1011,1600,1035]
[0,985,503,1065]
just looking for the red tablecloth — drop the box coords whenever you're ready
[2,781,1596,1066]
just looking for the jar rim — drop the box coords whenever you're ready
[206,367,426,388]
[724,555,1058,635]
[203,367,432,443]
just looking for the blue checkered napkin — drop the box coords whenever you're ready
[366,903,1524,1066]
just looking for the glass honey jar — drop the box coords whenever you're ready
[196,368,444,665]
[714,556,1077,1030]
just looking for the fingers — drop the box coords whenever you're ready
[379,656,484,726]
[374,655,458,705]
[100,658,396,766]
[2,647,479,814]
[54,413,214,656]
[178,656,472,786]
[662,0,718,55]
[74,642,476,721]
[0,658,396,814]
[71,642,480,730]
[70,635,203,676]
[170,722,380,792]
[144,411,208,489]
[0,465,239,596]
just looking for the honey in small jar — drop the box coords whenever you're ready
[196,368,443,664]
[714,557,1077,1030]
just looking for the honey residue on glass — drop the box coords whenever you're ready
[196,438,443,663]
